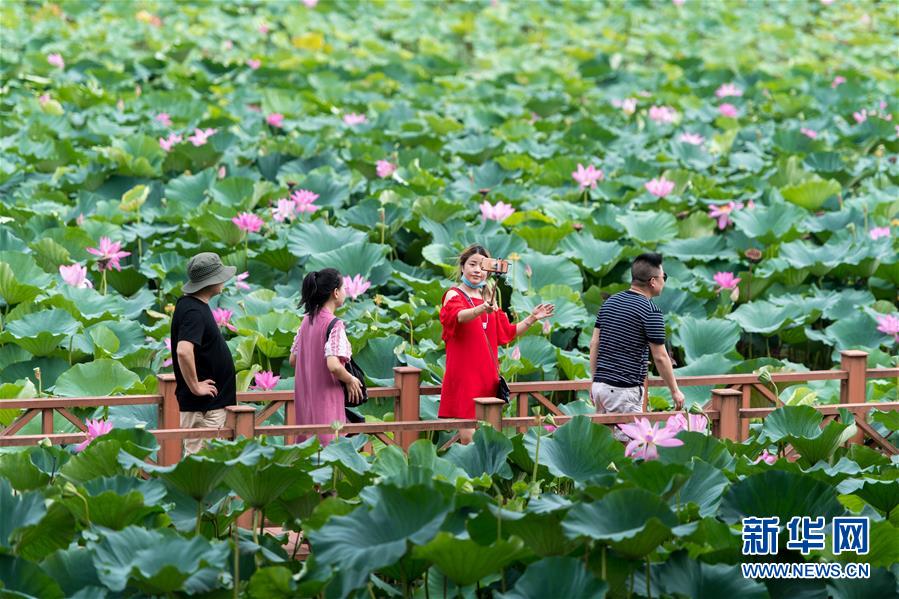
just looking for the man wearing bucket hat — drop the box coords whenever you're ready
[172,252,237,454]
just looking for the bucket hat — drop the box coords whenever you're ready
[182,252,236,293]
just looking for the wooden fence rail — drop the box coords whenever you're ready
[1,350,897,462]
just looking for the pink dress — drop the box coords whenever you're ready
[291,309,351,445]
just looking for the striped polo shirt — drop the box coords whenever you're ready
[593,290,667,387]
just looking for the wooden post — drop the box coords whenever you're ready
[474,397,505,431]
[840,350,868,444]
[227,405,257,440]
[516,393,528,433]
[227,405,258,529]
[711,389,741,442]
[42,409,53,435]
[740,385,751,441]
[157,374,181,466]
[393,366,421,450]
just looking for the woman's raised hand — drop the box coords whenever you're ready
[530,303,555,320]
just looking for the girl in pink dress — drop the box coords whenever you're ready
[289,269,363,445]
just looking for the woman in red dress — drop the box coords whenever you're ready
[439,245,554,443]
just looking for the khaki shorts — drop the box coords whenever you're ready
[180,408,227,455]
[592,382,643,441]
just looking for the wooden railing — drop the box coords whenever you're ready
[1,350,897,461]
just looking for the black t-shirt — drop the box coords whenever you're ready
[171,296,236,412]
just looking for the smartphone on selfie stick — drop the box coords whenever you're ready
[480,257,509,274]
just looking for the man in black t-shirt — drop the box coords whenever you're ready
[588,253,684,439]
[172,252,237,454]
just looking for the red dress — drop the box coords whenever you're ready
[439,288,517,419]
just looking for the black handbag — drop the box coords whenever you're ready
[453,288,511,404]
[326,318,368,406]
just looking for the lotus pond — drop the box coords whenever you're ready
[1,0,899,596]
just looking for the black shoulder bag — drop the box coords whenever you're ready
[326,318,368,410]
[452,288,511,404]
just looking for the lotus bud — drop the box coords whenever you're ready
[729,287,740,302]
[330,420,344,433]
[543,414,556,427]
[62,481,79,496]
[38,437,52,448]
[165,303,175,314]
[33,367,41,382]
[757,369,773,386]
[374,294,383,306]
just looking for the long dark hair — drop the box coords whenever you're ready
[300,268,342,318]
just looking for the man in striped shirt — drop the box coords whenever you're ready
[588,253,684,438]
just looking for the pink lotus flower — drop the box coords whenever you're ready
[158,133,182,152]
[572,163,604,189]
[876,314,899,343]
[234,271,250,291]
[713,271,741,292]
[251,370,280,391]
[648,105,677,124]
[343,112,367,126]
[59,264,92,288]
[612,98,637,115]
[188,128,217,147]
[672,0,685,5]
[831,76,846,88]
[618,417,684,461]
[510,346,521,360]
[258,23,270,35]
[232,212,263,233]
[708,201,744,230]
[665,412,709,434]
[718,103,739,118]
[218,166,227,179]
[754,449,777,465]
[163,337,173,368]
[869,226,890,240]
[223,40,234,50]
[376,160,397,178]
[47,53,65,69]
[525,265,532,277]
[38,94,51,106]
[155,113,172,127]
[800,127,818,139]
[644,176,676,198]
[212,308,238,332]
[542,320,551,335]
[715,83,743,98]
[303,0,319,6]
[853,109,867,124]
[291,189,320,213]
[343,274,372,299]
[74,419,114,452]
[480,200,515,222]
[247,58,261,70]
[266,113,284,127]
[679,132,705,145]
[86,237,131,272]
[272,198,297,222]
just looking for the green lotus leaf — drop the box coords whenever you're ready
[672,316,741,363]
[510,291,589,331]
[0,478,46,552]
[498,556,607,599]
[2,309,80,356]
[41,547,103,597]
[511,252,583,294]
[0,554,64,599]
[828,566,899,599]
[617,210,679,245]
[210,177,256,208]
[781,176,841,211]
[661,235,736,262]
[413,532,525,587]
[727,300,806,334]
[558,233,623,274]
[89,525,230,594]
[525,415,624,483]
[308,484,452,595]
[0,251,54,305]
[224,463,311,511]
[720,470,845,524]
[658,431,735,470]
[304,242,390,285]
[163,169,216,217]
[444,424,513,480]
[842,479,899,516]
[0,448,51,492]
[648,550,767,599]
[53,359,141,397]
[373,441,469,487]
[730,199,805,244]
[0,377,37,427]
[760,406,857,466]
[562,487,682,558]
